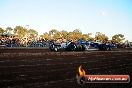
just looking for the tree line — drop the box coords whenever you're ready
[0,26,128,43]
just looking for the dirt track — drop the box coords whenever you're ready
[0,48,132,88]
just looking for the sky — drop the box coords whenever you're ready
[0,0,132,41]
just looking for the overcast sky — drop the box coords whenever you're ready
[0,0,132,41]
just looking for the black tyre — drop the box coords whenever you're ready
[98,44,107,50]
[49,44,55,51]
[66,42,77,51]
[81,45,86,51]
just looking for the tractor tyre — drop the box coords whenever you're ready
[81,45,86,51]
[66,43,77,51]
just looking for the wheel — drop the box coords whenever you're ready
[103,46,109,51]
[81,45,86,51]
[70,44,76,51]
[54,47,58,52]
[49,44,55,51]
[108,47,112,51]
[77,45,82,51]
[66,42,77,51]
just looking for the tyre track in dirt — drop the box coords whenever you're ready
[0,48,132,88]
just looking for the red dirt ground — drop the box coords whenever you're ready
[0,48,132,88]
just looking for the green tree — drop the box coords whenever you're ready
[5,27,13,36]
[81,34,90,40]
[27,29,38,39]
[53,31,62,39]
[5,27,13,33]
[60,30,68,39]
[0,27,5,34]
[95,32,108,41]
[73,29,82,33]
[72,29,82,41]
[42,32,50,40]
[67,32,74,41]
[87,33,94,41]
[49,29,58,39]
[49,29,57,35]
[14,26,27,38]
[112,34,125,43]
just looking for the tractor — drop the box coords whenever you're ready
[49,39,115,51]
[49,40,86,52]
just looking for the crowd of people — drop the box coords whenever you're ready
[0,36,68,48]
[0,37,47,47]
